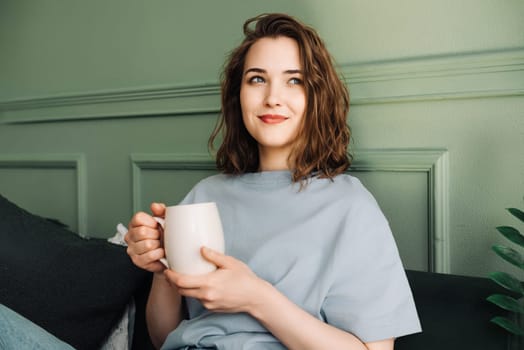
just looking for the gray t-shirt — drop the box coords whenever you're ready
[161,171,421,350]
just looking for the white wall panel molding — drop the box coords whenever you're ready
[344,48,524,105]
[1,48,522,123]
[131,153,215,213]
[351,149,450,273]
[0,83,220,124]
[0,154,88,235]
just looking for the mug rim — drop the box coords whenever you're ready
[165,201,216,209]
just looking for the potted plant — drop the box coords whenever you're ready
[487,207,524,349]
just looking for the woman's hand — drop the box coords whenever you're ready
[125,202,167,273]
[164,247,268,314]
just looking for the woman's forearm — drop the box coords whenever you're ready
[146,272,185,349]
[247,279,374,350]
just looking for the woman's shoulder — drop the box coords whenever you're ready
[328,173,369,194]
[179,173,231,204]
[191,173,231,190]
[324,173,381,208]
[190,172,252,195]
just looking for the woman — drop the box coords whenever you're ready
[126,13,421,350]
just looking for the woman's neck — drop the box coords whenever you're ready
[258,147,292,172]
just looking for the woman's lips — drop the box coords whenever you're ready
[258,114,288,124]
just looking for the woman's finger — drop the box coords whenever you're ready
[129,238,161,255]
[164,269,207,289]
[126,225,161,243]
[129,247,165,267]
[200,247,230,268]
[150,202,166,217]
[129,211,158,229]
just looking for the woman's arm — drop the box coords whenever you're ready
[165,247,393,350]
[146,273,185,349]
[249,279,393,350]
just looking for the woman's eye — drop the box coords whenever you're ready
[249,76,265,84]
[289,77,303,85]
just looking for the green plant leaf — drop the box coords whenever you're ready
[487,294,524,313]
[507,208,524,223]
[489,271,524,295]
[490,316,524,336]
[497,226,524,248]
[492,245,524,269]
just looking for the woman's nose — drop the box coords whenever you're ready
[264,83,282,107]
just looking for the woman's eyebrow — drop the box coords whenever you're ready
[244,68,266,75]
[244,68,303,75]
[283,69,303,75]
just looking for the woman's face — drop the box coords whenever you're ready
[240,36,306,166]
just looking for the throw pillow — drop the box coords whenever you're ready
[0,194,151,350]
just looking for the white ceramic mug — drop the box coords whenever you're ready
[155,202,225,275]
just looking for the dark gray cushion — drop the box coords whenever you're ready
[0,194,150,350]
[396,270,511,350]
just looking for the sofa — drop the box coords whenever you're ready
[397,270,512,349]
[0,194,513,349]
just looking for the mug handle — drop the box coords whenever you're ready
[153,217,169,269]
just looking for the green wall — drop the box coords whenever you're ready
[1,0,523,278]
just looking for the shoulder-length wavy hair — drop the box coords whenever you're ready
[209,13,351,183]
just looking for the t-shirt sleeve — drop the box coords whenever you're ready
[177,176,218,206]
[178,187,196,205]
[321,191,421,342]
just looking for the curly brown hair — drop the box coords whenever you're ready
[209,13,351,182]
